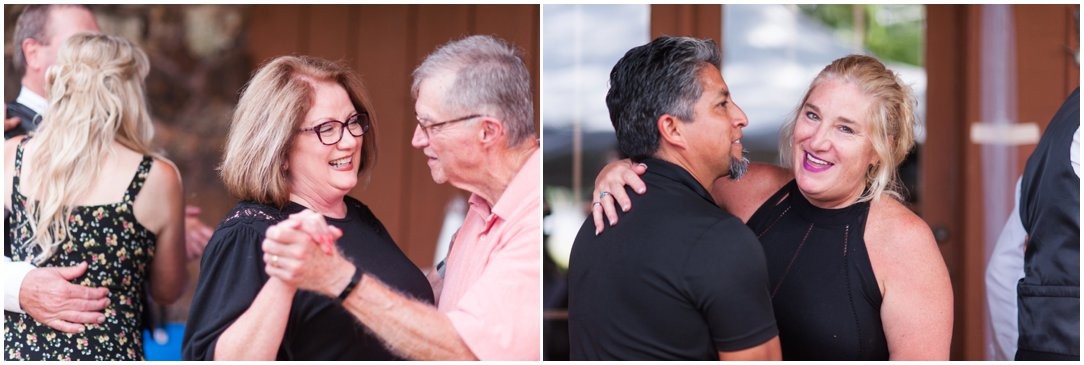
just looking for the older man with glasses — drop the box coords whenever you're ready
[260,34,540,361]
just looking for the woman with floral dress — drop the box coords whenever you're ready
[4,33,186,360]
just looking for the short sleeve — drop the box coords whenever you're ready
[444,217,540,360]
[181,222,270,360]
[684,219,778,352]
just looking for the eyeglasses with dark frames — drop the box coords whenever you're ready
[416,114,483,138]
[298,112,371,145]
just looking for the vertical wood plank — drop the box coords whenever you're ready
[962,5,988,360]
[923,5,969,359]
[650,4,722,42]
[247,5,304,66]
[306,5,353,63]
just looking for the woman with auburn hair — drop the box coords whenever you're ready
[182,55,433,360]
[592,54,953,360]
[4,33,186,360]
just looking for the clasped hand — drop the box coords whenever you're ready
[262,210,354,297]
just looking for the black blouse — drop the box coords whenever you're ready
[746,180,888,360]
[182,197,434,360]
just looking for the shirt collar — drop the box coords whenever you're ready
[491,149,540,220]
[16,88,47,115]
[641,157,717,205]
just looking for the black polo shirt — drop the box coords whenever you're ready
[568,157,777,360]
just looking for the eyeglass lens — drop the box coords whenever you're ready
[316,113,369,145]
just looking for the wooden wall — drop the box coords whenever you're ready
[246,5,540,267]
[650,4,722,42]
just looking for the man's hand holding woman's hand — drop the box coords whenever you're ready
[262,210,356,298]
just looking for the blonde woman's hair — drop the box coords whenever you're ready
[220,55,378,208]
[22,32,154,264]
[780,54,917,203]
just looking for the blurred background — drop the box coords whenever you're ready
[4,4,539,359]
[541,4,1078,361]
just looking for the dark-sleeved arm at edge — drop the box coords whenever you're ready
[181,222,272,360]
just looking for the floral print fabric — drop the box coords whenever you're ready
[5,138,156,360]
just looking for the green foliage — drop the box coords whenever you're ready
[798,4,924,67]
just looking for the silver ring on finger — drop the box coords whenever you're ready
[591,200,601,207]
[599,191,610,199]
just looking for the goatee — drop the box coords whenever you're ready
[728,149,750,180]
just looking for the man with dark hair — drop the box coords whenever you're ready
[567,36,780,360]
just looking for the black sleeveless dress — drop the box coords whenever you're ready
[5,138,155,360]
[745,179,889,360]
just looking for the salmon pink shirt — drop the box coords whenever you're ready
[438,150,541,360]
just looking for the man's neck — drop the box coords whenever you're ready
[653,148,718,192]
[463,142,538,207]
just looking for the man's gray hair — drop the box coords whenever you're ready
[411,35,535,147]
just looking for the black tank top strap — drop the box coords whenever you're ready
[122,155,154,203]
[11,136,31,193]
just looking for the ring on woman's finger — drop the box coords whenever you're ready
[271,254,280,267]
[591,201,601,207]
[600,191,610,199]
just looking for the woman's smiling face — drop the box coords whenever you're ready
[791,77,879,209]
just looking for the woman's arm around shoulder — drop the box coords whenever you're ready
[710,162,793,223]
[866,197,953,360]
[133,157,186,304]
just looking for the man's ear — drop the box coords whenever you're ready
[478,117,505,146]
[657,114,687,149]
[22,38,43,72]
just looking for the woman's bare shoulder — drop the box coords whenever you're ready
[868,197,933,244]
[865,196,944,290]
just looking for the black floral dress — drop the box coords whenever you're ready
[4,138,156,360]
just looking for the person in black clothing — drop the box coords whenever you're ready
[593,55,954,359]
[1015,88,1079,361]
[567,36,781,361]
[181,55,433,360]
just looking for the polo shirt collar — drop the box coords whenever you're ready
[640,157,716,205]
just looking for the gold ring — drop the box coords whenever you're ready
[272,254,280,267]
